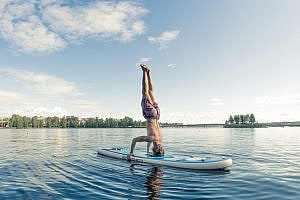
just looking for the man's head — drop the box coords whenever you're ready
[152,144,164,156]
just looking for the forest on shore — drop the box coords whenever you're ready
[1,114,299,129]
[224,114,266,128]
[3,114,145,129]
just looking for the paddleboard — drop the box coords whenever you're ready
[97,148,232,170]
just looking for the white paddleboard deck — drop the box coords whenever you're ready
[97,148,232,170]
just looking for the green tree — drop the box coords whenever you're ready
[97,118,105,128]
[66,116,79,128]
[240,115,245,124]
[32,116,39,128]
[119,116,134,127]
[245,114,250,124]
[21,116,31,128]
[250,114,256,123]
[95,117,99,128]
[10,114,24,129]
[60,117,67,128]
[52,116,60,128]
[234,115,239,124]
[39,118,45,128]
[125,116,134,127]
[10,114,18,128]
[16,115,24,129]
[105,118,118,128]
[229,115,234,124]
[46,117,52,128]
[85,118,96,128]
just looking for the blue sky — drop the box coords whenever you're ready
[0,0,300,123]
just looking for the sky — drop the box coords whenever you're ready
[0,0,300,124]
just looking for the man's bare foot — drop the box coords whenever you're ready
[140,64,149,72]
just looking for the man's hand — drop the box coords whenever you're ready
[127,153,133,161]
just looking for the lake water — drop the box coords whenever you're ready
[0,127,299,199]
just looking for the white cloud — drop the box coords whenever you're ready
[209,98,224,106]
[0,1,148,54]
[196,110,226,124]
[167,64,176,68]
[136,57,152,68]
[29,106,69,117]
[148,30,180,49]
[0,90,26,102]
[254,95,300,122]
[0,67,103,117]
[0,68,80,96]
[163,111,226,124]
[0,89,29,117]
[139,57,152,63]
[168,112,185,117]
[255,95,300,106]
[42,1,147,42]
[0,0,11,13]
[70,100,99,109]
[0,1,66,53]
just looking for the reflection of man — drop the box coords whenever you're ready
[146,166,163,199]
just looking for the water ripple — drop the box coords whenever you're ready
[0,128,300,199]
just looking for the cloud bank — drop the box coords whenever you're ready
[0,68,79,96]
[30,106,69,117]
[0,0,148,54]
[0,67,100,117]
[0,90,26,102]
[255,95,300,106]
[148,30,180,49]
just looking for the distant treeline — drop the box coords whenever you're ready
[224,114,266,128]
[7,114,147,129]
[0,115,223,129]
[263,121,300,127]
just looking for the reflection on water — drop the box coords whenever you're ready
[145,166,163,200]
[0,128,300,199]
[130,164,163,200]
[228,128,256,158]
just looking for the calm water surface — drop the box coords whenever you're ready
[0,127,299,199]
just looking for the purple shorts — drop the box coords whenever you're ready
[141,97,160,120]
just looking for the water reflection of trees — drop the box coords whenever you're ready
[228,128,256,158]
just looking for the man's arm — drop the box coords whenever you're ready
[127,136,153,160]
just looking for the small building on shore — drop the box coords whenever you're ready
[0,120,10,128]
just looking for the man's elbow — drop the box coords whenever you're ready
[132,137,137,143]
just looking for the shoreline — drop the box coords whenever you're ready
[1,124,300,129]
